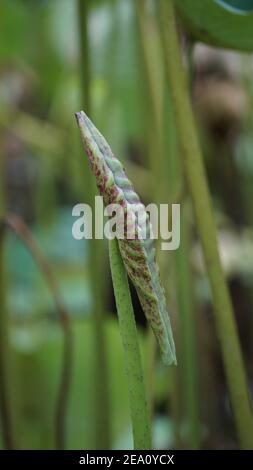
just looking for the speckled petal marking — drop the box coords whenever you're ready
[75,110,176,365]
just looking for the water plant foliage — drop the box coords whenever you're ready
[175,0,253,51]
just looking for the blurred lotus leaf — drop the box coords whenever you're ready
[216,1,253,13]
[175,0,253,51]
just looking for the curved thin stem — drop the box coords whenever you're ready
[159,0,253,449]
[109,238,151,450]
[2,214,73,450]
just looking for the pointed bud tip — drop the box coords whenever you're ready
[74,111,83,123]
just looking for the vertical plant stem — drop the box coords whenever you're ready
[166,91,200,446]
[164,91,183,449]
[166,44,200,447]
[136,0,164,181]
[136,0,160,422]
[77,0,111,449]
[175,205,200,449]
[136,0,172,425]
[78,0,91,113]
[159,0,253,449]
[109,238,151,450]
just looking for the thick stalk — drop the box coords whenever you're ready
[136,0,162,421]
[136,1,173,425]
[109,238,151,450]
[168,44,200,448]
[136,0,164,180]
[77,0,110,449]
[159,0,253,449]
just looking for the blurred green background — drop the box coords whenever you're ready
[0,0,253,450]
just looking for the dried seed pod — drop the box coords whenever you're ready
[75,110,176,365]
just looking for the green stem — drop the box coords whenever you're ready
[78,0,91,113]
[109,238,151,450]
[159,0,253,449]
[175,205,200,449]
[136,1,172,424]
[136,0,162,421]
[77,0,111,449]
[166,46,200,447]
[136,0,164,182]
